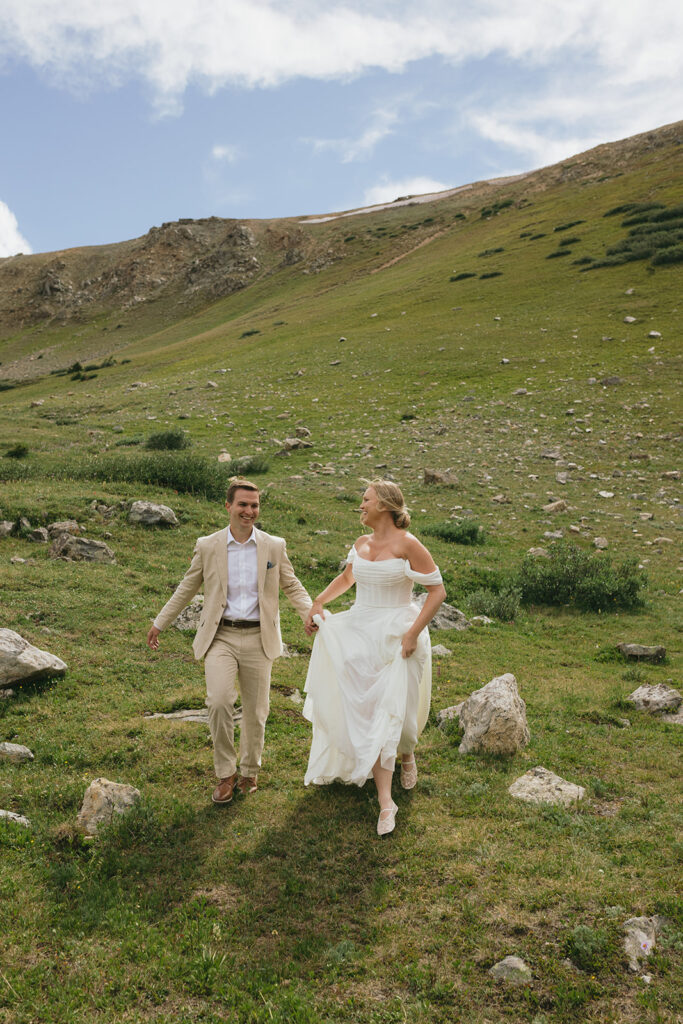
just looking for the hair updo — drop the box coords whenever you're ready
[367,479,411,530]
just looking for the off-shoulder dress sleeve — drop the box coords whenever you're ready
[404,562,443,586]
[345,547,356,565]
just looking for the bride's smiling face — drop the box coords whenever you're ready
[359,486,383,526]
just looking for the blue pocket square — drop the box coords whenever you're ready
[266,560,275,569]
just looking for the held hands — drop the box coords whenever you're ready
[304,600,326,636]
[146,625,161,651]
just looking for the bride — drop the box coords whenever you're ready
[303,480,446,836]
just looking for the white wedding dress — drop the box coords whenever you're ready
[303,547,442,787]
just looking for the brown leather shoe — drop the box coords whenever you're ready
[212,773,238,804]
[237,775,258,796]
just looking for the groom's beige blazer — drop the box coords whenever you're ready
[154,526,311,660]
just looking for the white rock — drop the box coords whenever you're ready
[144,708,210,724]
[470,615,493,626]
[431,644,451,657]
[598,491,614,499]
[173,594,203,631]
[623,316,637,324]
[436,703,463,728]
[593,537,609,549]
[489,956,532,984]
[217,452,232,463]
[0,809,31,827]
[543,499,568,513]
[0,742,34,763]
[77,778,141,836]
[458,673,530,755]
[0,521,13,538]
[648,331,661,339]
[627,683,681,713]
[128,501,178,527]
[528,547,549,558]
[0,629,67,686]
[623,916,661,972]
[509,766,585,806]
[414,593,469,631]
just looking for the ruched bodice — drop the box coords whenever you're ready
[348,549,443,609]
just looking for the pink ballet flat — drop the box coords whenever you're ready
[400,757,418,790]
[377,801,398,837]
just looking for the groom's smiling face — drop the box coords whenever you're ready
[225,488,260,534]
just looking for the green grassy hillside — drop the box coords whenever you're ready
[0,122,681,1024]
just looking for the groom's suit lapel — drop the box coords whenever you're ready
[255,527,268,604]
[215,527,229,599]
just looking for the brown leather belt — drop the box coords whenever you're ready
[221,618,260,629]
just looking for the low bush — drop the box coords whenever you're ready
[56,452,269,500]
[547,249,571,258]
[450,272,476,281]
[603,201,664,217]
[564,924,614,973]
[652,245,683,265]
[145,428,191,451]
[422,521,484,545]
[479,271,502,279]
[554,220,584,232]
[4,443,29,459]
[467,586,520,621]
[515,542,646,611]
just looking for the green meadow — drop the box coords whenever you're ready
[0,126,681,1022]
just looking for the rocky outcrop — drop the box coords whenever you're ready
[128,501,178,527]
[77,778,141,835]
[49,534,116,563]
[508,766,585,806]
[627,683,681,714]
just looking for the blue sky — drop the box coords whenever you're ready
[1,0,681,257]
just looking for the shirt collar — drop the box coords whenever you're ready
[227,525,256,547]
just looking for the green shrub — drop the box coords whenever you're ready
[450,272,476,281]
[467,586,520,621]
[603,201,664,217]
[4,443,29,459]
[558,236,581,246]
[422,521,484,545]
[240,329,261,338]
[56,452,269,500]
[547,249,571,258]
[145,428,191,451]
[479,271,502,279]
[478,247,505,257]
[516,542,646,611]
[564,925,613,973]
[652,245,683,265]
[573,256,594,265]
[554,220,584,232]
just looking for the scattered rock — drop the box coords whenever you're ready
[0,521,13,538]
[652,536,673,545]
[217,452,232,463]
[458,673,530,755]
[509,766,585,807]
[491,493,511,504]
[627,682,680,714]
[593,537,609,550]
[431,644,451,657]
[414,593,469,631]
[623,316,637,324]
[544,530,563,540]
[0,689,16,699]
[295,426,311,438]
[528,547,549,558]
[618,644,666,664]
[661,470,680,480]
[0,742,34,763]
[623,916,662,973]
[437,703,463,728]
[0,629,67,686]
[600,376,622,386]
[543,499,568,513]
[556,471,568,484]
[648,330,661,339]
[540,448,562,460]
[144,708,211,724]
[598,491,614,499]
[77,778,141,836]
[28,527,49,543]
[282,437,313,451]
[47,520,80,538]
[173,594,203,631]
[489,956,532,984]
[423,468,458,486]
[0,809,31,827]
[470,615,493,626]
[49,535,116,563]
[501,358,510,365]
[128,501,178,527]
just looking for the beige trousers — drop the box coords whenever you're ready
[204,625,273,779]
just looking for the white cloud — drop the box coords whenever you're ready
[0,201,32,258]
[310,107,399,162]
[363,176,451,207]
[211,143,241,163]
[1,1,681,112]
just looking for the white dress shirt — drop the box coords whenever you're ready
[223,527,260,621]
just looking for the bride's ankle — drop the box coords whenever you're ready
[401,753,415,764]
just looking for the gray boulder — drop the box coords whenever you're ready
[0,742,34,763]
[459,673,530,755]
[0,629,67,686]
[423,468,458,486]
[128,501,178,527]
[414,593,469,631]
[77,778,141,835]
[509,766,585,807]
[47,520,81,538]
[617,643,666,664]
[0,809,31,827]
[623,916,662,972]
[627,683,681,714]
[0,521,14,538]
[173,594,203,631]
[489,956,532,984]
[28,527,49,543]
[50,534,116,563]
[436,703,463,729]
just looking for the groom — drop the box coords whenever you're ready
[147,477,312,804]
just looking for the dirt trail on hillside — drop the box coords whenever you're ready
[371,230,448,273]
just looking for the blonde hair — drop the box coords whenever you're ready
[364,478,411,530]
